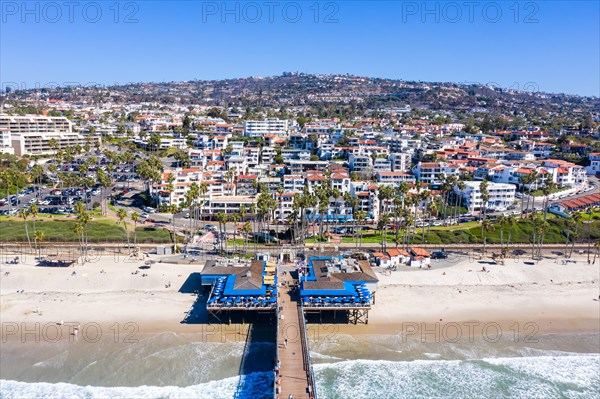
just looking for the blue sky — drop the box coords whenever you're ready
[1,1,599,96]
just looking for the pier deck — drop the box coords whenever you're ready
[276,268,315,399]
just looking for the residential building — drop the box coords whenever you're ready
[243,119,289,138]
[587,153,600,176]
[455,181,516,211]
[413,162,459,185]
[389,152,412,172]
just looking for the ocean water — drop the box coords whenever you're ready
[313,355,600,399]
[1,332,599,399]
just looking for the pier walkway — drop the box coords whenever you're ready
[276,266,316,399]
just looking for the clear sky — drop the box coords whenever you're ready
[1,1,599,96]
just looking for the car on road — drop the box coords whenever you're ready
[143,207,156,213]
[140,213,150,219]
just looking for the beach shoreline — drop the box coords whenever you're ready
[1,253,599,342]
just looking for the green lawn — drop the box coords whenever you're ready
[133,226,173,243]
[341,218,599,245]
[252,217,599,246]
[2,216,598,245]
[0,219,126,242]
[0,219,173,243]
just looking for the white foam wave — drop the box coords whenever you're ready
[313,354,600,399]
[0,371,273,399]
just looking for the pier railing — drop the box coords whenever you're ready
[298,303,317,399]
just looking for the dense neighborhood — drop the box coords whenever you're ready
[1,75,599,251]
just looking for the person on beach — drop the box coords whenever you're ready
[284,339,288,348]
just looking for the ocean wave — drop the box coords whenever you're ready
[0,371,274,399]
[313,354,600,399]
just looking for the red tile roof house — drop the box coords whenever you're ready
[386,248,411,266]
[409,247,431,268]
[372,252,392,268]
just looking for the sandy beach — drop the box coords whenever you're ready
[1,251,599,342]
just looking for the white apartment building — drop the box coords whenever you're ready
[205,196,257,215]
[456,181,516,212]
[243,119,289,138]
[0,114,73,134]
[389,153,412,172]
[261,146,276,164]
[375,171,416,184]
[330,173,352,193]
[373,158,392,171]
[11,131,100,156]
[587,153,600,176]
[150,169,204,207]
[275,192,296,222]
[0,129,14,154]
[542,160,588,187]
[1,114,100,156]
[283,175,305,193]
[349,154,372,173]
[413,162,459,186]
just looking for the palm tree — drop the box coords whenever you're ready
[116,208,129,246]
[482,220,495,255]
[131,211,140,248]
[48,138,59,157]
[592,241,600,265]
[536,219,550,258]
[33,230,45,259]
[242,221,252,252]
[198,182,208,224]
[541,176,555,221]
[480,180,490,237]
[378,213,391,251]
[528,213,542,259]
[216,211,228,254]
[526,171,539,214]
[569,211,584,257]
[74,222,84,258]
[164,173,177,249]
[377,185,393,221]
[427,200,438,239]
[455,181,466,223]
[230,213,240,251]
[497,215,508,247]
[186,182,199,234]
[504,215,516,249]
[96,169,111,216]
[75,201,91,263]
[419,190,431,240]
[403,210,415,248]
[355,210,366,248]
[19,208,33,250]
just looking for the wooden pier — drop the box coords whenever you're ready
[275,268,317,399]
